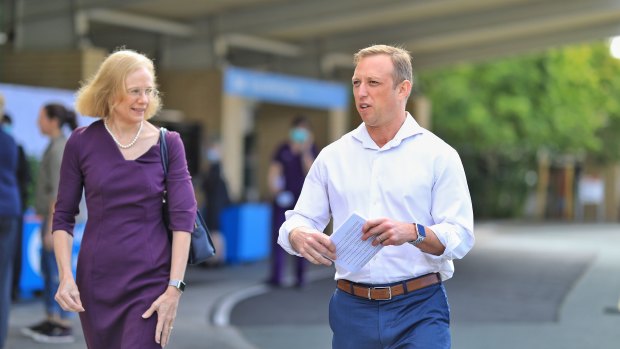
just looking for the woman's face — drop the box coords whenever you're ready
[37,108,56,136]
[111,67,155,123]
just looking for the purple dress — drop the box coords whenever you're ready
[53,120,196,349]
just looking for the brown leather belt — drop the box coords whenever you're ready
[337,273,441,301]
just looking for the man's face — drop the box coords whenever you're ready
[352,54,402,127]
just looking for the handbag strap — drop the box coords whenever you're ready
[159,127,169,177]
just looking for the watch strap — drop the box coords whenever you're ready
[168,279,186,293]
[409,223,426,246]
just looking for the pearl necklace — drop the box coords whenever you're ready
[104,119,143,149]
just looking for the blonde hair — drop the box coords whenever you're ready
[353,44,413,90]
[75,49,162,119]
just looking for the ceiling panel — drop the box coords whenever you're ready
[17,0,620,76]
[115,0,285,21]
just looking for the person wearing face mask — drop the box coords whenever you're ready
[267,116,317,287]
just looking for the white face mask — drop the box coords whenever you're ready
[206,148,221,162]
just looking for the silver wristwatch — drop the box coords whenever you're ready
[408,223,426,247]
[168,279,186,293]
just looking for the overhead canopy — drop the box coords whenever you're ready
[8,0,620,77]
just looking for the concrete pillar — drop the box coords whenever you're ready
[221,95,253,201]
[411,95,432,130]
[328,108,348,142]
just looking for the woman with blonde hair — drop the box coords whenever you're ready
[52,49,196,348]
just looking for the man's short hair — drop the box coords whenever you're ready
[353,44,413,89]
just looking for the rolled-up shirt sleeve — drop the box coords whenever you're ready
[165,131,197,233]
[428,147,475,261]
[53,130,84,236]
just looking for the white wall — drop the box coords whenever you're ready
[0,83,95,159]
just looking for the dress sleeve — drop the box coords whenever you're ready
[165,131,197,233]
[52,131,84,236]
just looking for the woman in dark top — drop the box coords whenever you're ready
[52,49,196,348]
[267,116,317,287]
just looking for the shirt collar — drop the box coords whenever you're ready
[352,112,424,150]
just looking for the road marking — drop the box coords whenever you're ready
[211,268,333,327]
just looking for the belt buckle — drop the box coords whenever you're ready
[369,286,392,300]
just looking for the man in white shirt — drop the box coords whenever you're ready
[278,44,474,349]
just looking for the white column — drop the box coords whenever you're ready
[221,95,254,201]
[328,108,349,142]
[412,95,432,130]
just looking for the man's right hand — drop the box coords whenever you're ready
[289,228,336,266]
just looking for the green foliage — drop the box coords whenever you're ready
[417,41,620,218]
[26,155,39,209]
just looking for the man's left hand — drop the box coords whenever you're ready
[361,218,416,246]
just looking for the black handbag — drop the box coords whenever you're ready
[160,127,216,264]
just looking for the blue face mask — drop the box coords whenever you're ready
[1,124,12,135]
[290,128,308,143]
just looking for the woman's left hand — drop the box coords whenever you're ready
[142,287,181,348]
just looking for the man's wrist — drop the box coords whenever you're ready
[408,223,426,247]
[288,229,300,252]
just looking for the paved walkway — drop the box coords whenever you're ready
[5,221,620,348]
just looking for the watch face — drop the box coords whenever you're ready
[416,224,426,237]
[170,280,186,292]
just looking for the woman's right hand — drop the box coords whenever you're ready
[55,277,85,312]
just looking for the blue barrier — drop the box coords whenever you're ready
[220,203,271,264]
[19,215,83,299]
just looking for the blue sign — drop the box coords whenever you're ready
[220,203,271,264]
[20,214,84,299]
[223,66,349,109]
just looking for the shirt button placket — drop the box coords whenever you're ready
[369,153,380,215]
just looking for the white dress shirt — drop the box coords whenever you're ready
[278,113,474,284]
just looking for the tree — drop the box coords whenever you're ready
[417,41,620,218]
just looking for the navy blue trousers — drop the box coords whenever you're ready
[0,216,18,349]
[329,281,451,349]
